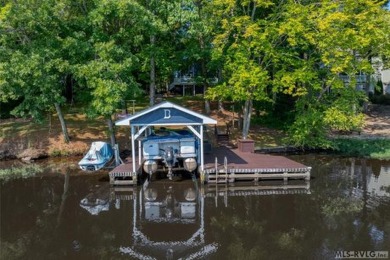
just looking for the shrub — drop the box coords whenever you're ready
[0,164,43,182]
[332,138,390,159]
[369,94,390,105]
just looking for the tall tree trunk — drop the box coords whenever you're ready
[242,99,253,139]
[54,103,70,143]
[205,100,211,114]
[199,38,211,114]
[107,116,116,148]
[149,35,156,107]
[238,110,242,130]
[218,100,224,111]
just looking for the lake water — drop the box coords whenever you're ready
[1,155,390,259]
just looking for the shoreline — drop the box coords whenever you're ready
[1,136,390,162]
[1,103,389,162]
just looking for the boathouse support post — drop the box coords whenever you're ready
[130,125,149,173]
[138,140,142,166]
[200,125,204,171]
[187,125,204,172]
[132,172,137,185]
[131,125,136,173]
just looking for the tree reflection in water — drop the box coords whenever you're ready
[1,156,389,259]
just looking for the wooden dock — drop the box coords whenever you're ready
[203,147,311,184]
[109,146,311,185]
[109,159,140,186]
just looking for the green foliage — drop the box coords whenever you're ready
[207,0,390,144]
[288,101,367,149]
[0,164,43,182]
[275,228,306,254]
[324,107,365,132]
[322,197,363,217]
[287,104,332,149]
[75,41,141,117]
[322,87,367,132]
[370,94,390,105]
[1,0,389,147]
[0,1,70,120]
[332,138,390,159]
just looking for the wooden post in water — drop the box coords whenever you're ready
[283,172,288,184]
[132,171,137,186]
[215,157,218,182]
[114,144,123,166]
[224,156,228,183]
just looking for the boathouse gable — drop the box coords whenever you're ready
[115,101,217,126]
[131,107,202,126]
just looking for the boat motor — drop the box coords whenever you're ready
[163,147,175,180]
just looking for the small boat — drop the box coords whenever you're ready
[78,141,113,171]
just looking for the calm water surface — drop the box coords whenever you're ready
[1,155,390,259]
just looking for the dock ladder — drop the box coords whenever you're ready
[208,157,229,184]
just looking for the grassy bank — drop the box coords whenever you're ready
[0,164,43,182]
[332,138,390,160]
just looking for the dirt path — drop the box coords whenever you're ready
[352,104,390,138]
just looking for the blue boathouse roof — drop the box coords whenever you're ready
[115,101,217,126]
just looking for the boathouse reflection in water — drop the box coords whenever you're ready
[79,180,311,259]
[2,156,390,259]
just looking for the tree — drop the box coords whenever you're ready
[278,0,390,147]
[74,0,144,146]
[206,0,390,146]
[206,0,277,139]
[176,0,217,114]
[0,0,73,142]
[136,0,183,106]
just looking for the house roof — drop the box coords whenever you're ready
[115,101,217,126]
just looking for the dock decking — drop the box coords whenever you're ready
[109,159,140,186]
[203,147,311,184]
[109,146,311,185]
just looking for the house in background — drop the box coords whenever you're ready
[380,69,390,94]
[169,65,218,96]
[339,73,376,94]
[339,57,390,95]
[372,57,390,94]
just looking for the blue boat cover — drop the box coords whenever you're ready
[78,142,113,170]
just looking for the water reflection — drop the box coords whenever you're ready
[1,156,390,259]
[367,165,390,197]
[80,185,110,215]
[79,179,311,259]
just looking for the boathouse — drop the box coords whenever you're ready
[110,101,217,184]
